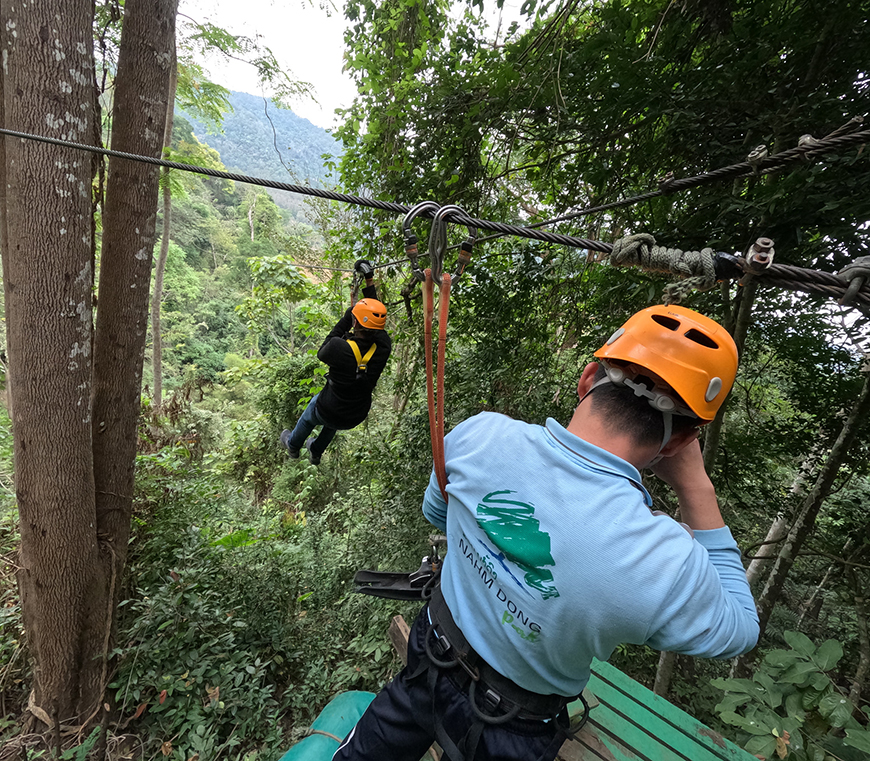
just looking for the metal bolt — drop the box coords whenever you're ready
[745,237,775,273]
[753,237,774,254]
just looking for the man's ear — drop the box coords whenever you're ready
[659,425,701,457]
[577,362,599,398]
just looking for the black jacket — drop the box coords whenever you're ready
[314,284,392,429]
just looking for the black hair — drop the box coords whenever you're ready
[351,324,380,342]
[588,366,699,446]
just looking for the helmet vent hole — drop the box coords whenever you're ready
[651,315,680,331]
[684,329,719,349]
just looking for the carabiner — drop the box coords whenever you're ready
[402,201,440,282]
[428,204,478,285]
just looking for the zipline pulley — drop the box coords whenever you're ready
[402,201,477,285]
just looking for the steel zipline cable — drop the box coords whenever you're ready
[3,125,869,254]
[0,126,608,252]
[1,125,869,311]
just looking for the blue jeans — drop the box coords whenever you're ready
[287,394,338,457]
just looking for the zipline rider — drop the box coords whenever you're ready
[281,260,392,465]
[334,305,759,761]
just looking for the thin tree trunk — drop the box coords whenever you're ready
[91,0,178,714]
[653,650,677,696]
[847,566,869,710]
[732,368,870,677]
[1,0,100,723]
[654,286,755,697]
[746,515,789,587]
[747,434,828,586]
[151,65,179,409]
[249,195,256,241]
[796,538,853,627]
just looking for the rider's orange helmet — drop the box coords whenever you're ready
[594,305,738,421]
[352,298,387,330]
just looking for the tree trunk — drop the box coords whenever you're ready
[1,0,100,723]
[249,194,256,241]
[731,368,870,677]
[796,538,852,627]
[90,0,178,712]
[653,286,754,697]
[653,650,677,696]
[745,514,789,587]
[747,434,828,586]
[151,64,179,409]
[847,566,869,711]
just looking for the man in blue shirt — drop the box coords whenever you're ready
[334,305,759,761]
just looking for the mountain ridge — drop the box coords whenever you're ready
[182,90,343,214]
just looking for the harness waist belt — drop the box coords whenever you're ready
[428,585,570,719]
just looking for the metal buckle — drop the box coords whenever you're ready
[482,689,501,713]
[432,632,452,658]
[457,656,480,682]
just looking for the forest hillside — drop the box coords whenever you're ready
[182,90,343,217]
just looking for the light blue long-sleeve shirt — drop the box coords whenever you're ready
[422,412,759,697]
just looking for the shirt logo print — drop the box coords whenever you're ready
[476,490,560,600]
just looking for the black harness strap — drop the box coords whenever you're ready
[404,585,588,760]
[427,585,570,719]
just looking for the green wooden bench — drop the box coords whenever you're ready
[558,659,756,761]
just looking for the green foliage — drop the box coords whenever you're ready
[712,631,870,760]
[114,528,286,761]
[180,20,312,110]
[0,406,25,720]
[237,255,311,338]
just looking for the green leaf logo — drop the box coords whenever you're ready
[476,490,559,600]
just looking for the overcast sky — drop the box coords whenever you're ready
[178,0,358,129]
[177,0,528,130]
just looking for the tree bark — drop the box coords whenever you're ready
[151,64,179,409]
[795,538,853,628]
[653,287,754,697]
[90,0,178,712]
[746,433,829,586]
[847,566,869,711]
[1,0,100,723]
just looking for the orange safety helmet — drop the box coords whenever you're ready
[352,298,388,330]
[593,305,739,421]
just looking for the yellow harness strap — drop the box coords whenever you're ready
[347,340,377,372]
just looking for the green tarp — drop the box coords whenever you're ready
[278,691,375,761]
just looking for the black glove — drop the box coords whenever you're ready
[354,259,375,278]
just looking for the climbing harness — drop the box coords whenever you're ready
[354,534,590,761]
[346,340,377,379]
[423,585,590,729]
[402,583,589,761]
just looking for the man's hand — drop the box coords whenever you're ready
[354,259,375,278]
[650,438,724,530]
[649,437,707,493]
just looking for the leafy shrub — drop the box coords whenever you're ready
[712,631,870,760]
[114,526,291,761]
